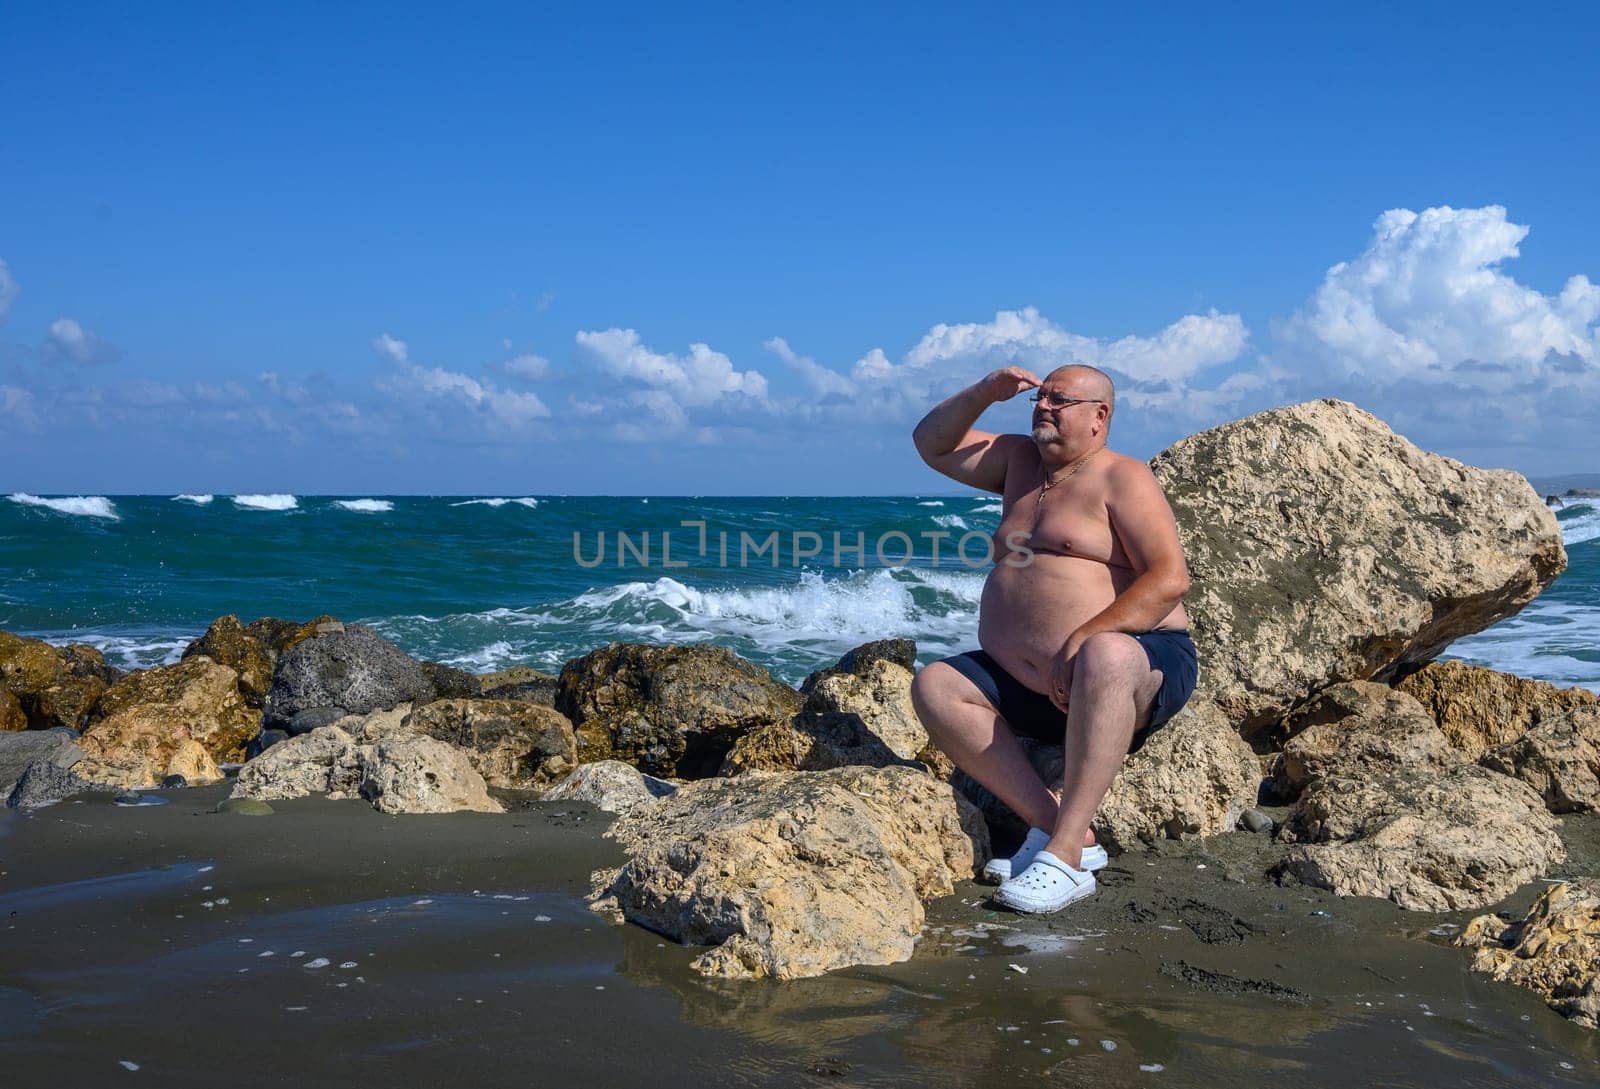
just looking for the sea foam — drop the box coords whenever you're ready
[1559,502,1599,547]
[173,494,214,505]
[335,499,393,513]
[233,494,299,511]
[451,497,539,509]
[8,493,119,520]
[933,514,970,530]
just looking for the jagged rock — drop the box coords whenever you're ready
[1273,682,1458,798]
[230,723,500,814]
[0,729,82,797]
[0,631,116,731]
[1277,763,1564,912]
[261,623,436,731]
[164,738,223,784]
[719,712,907,775]
[401,698,577,789]
[801,659,927,760]
[182,614,338,708]
[1457,879,1600,1029]
[1481,705,1600,813]
[1394,659,1597,759]
[1,688,25,732]
[542,760,678,814]
[419,661,482,699]
[1152,400,1566,735]
[1093,700,1263,851]
[7,761,100,808]
[589,765,988,980]
[800,639,917,696]
[478,666,558,706]
[76,657,259,788]
[286,707,347,735]
[556,643,802,779]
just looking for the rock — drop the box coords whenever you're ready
[1480,705,1600,813]
[230,723,501,814]
[799,639,918,696]
[1152,400,1565,735]
[1393,659,1597,759]
[1240,808,1274,834]
[286,707,348,736]
[401,698,578,789]
[215,797,275,816]
[1277,763,1565,912]
[7,761,99,808]
[357,735,502,814]
[590,765,988,979]
[0,631,115,731]
[113,790,143,804]
[261,623,436,731]
[556,643,803,779]
[245,728,289,758]
[1272,682,1458,799]
[244,615,338,657]
[182,615,275,707]
[801,660,928,760]
[161,773,188,789]
[75,657,259,788]
[1457,879,1600,1029]
[479,666,559,706]
[1093,700,1263,852]
[164,738,223,785]
[420,661,482,699]
[542,760,678,814]
[719,712,908,776]
[0,729,82,797]
[1,688,25,732]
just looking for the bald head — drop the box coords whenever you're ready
[1043,364,1115,420]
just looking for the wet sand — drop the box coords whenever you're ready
[2,789,1597,1088]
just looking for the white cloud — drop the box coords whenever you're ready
[372,333,409,364]
[764,337,856,398]
[1277,205,1600,385]
[46,318,121,365]
[574,327,769,408]
[0,384,38,428]
[0,259,18,323]
[503,353,550,380]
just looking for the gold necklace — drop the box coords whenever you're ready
[1031,447,1100,531]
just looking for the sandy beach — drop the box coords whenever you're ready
[3,786,1596,1088]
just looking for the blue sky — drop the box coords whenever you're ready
[2,2,1597,493]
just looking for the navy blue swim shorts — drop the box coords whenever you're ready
[939,630,1199,753]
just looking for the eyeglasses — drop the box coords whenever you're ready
[1029,393,1106,410]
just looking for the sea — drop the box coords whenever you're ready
[3,488,1597,692]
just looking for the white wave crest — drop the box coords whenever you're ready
[335,499,393,513]
[933,514,970,531]
[918,500,944,507]
[971,501,1003,514]
[451,497,539,509]
[8,493,119,519]
[172,494,214,505]
[233,493,299,511]
[1558,503,1599,547]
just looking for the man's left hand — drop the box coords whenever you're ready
[1048,631,1088,713]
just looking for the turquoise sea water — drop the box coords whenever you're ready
[2,490,1596,691]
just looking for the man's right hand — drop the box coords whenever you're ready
[979,367,1043,404]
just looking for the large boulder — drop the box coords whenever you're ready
[1,688,26,732]
[1272,682,1458,798]
[230,723,500,814]
[0,631,118,731]
[400,698,577,790]
[719,711,907,776]
[1394,659,1597,759]
[556,644,802,779]
[182,614,336,707]
[478,666,558,706]
[1152,400,1566,735]
[75,658,257,788]
[1457,879,1600,1030]
[261,624,436,731]
[1277,763,1564,912]
[0,730,83,798]
[1480,705,1600,813]
[590,765,988,980]
[799,638,917,696]
[801,659,928,760]
[542,760,678,815]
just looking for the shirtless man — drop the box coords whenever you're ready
[909,364,1196,914]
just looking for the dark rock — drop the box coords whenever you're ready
[401,698,577,789]
[6,761,99,808]
[800,638,917,695]
[1240,808,1274,834]
[262,624,436,731]
[215,797,274,816]
[246,728,290,758]
[420,661,482,699]
[0,730,83,798]
[113,790,143,804]
[478,666,559,706]
[0,631,114,731]
[287,708,348,736]
[161,773,188,789]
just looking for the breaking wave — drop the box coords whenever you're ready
[233,494,299,511]
[7,493,119,520]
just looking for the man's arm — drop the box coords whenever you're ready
[911,367,1039,494]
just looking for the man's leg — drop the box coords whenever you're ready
[1043,632,1163,868]
[910,661,1059,834]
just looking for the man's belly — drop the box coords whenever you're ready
[977,554,1183,694]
